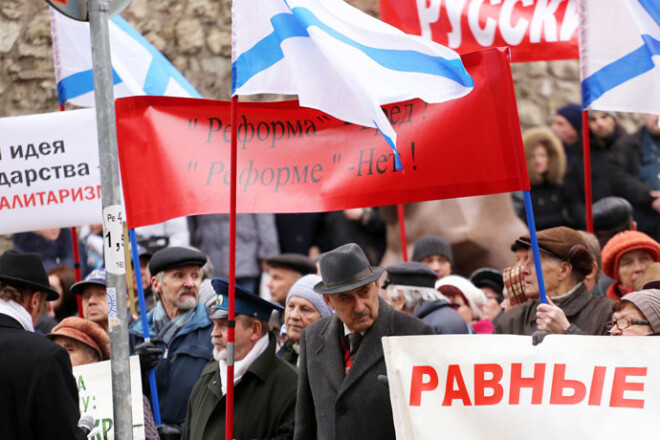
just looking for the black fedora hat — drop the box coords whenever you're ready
[314,243,384,295]
[0,250,59,300]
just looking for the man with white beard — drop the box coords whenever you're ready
[182,279,297,440]
[130,247,213,435]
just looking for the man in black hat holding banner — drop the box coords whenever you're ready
[294,243,433,440]
[0,250,87,439]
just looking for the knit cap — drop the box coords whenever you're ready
[287,274,333,317]
[412,234,454,265]
[622,289,660,334]
[556,103,582,134]
[601,230,660,279]
[436,275,486,320]
[47,317,110,360]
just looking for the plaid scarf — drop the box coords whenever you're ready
[151,302,196,345]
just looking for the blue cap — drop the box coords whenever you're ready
[71,269,107,295]
[209,278,284,321]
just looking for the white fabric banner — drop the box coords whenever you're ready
[72,356,145,440]
[384,335,660,439]
[0,109,102,234]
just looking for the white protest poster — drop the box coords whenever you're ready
[72,355,145,440]
[383,335,660,440]
[0,109,102,234]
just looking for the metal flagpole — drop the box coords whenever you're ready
[87,0,133,436]
[129,228,162,425]
[226,95,239,440]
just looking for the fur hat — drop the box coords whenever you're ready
[47,317,110,360]
[523,126,566,185]
[601,231,660,280]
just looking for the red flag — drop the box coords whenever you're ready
[116,48,529,229]
[380,0,578,63]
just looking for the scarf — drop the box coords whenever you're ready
[151,301,196,345]
[219,333,269,395]
[0,298,34,332]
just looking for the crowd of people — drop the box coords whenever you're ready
[514,106,660,241]
[1,111,660,439]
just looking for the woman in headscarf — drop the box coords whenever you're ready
[608,289,660,336]
[279,274,333,366]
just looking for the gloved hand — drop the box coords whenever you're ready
[157,424,182,440]
[135,338,164,372]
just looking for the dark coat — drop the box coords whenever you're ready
[294,299,433,440]
[130,304,214,427]
[182,333,297,440]
[494,283,613,336]
[609,127,660,239]
[0,314,87,440]
[563,130,622,229]
[413,299,471,334]
[609,127,658,207]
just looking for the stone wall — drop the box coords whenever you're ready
[0,0,644,132]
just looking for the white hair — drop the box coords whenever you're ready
[385,284,447,312]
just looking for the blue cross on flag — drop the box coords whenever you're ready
[580,0,660,115]
[50,8,201,107]
[231,0,474,169]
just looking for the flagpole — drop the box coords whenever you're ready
[57,103,85,318]
[128,228,161,425]
[87,0,133,436]
[226,94,238,440]
[581,111,593,232]
[70,226,85,317]
[397,204,408,261]
[523,190,548,304]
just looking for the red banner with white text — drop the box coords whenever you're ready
[116,49,528,228]
[380,0,579,62]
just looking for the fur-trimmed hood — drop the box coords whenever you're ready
[523,126,566,185]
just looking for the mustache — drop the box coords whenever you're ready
[211,337,225,347]
[213,347,227,361]
[352,309,370,319]
[177,288,197,299]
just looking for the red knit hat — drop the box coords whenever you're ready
[601,230,660,279]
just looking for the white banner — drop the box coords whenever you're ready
[383,335,660,440]
[0,109,102,234]
[72,356,145,440]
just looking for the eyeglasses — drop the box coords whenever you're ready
[606,318,650,331]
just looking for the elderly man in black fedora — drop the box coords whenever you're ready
[0,250,87,440]
[294,243,433,440]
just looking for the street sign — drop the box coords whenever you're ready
[45,0,130,21]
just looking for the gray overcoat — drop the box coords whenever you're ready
[294,299,433,440]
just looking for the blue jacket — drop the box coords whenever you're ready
[130,302,213,427]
